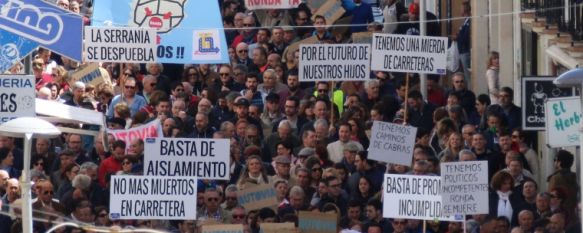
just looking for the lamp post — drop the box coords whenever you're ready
[553,68,583,232]
[0,117,61,233]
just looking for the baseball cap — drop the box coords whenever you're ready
[234,97,250,106]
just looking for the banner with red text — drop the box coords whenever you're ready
[245,0,301,10]
[109,119,162,151]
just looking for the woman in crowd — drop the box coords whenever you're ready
[237,155,270,190]
[486,51,500,105]
[437,132,463,161]
[489,171,521,225]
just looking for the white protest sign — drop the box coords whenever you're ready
[440,161,489,215]
[383,174,462,221]
[245,0,300,10]
[144,137,230,180]
[109,119,163,153]
[0,76,35,124]
[85,27,157,63]
[299,44,370,82]
[109,175,197,220]
[371,33,448,75]
[368,121,417,166]
[545,97,582,147]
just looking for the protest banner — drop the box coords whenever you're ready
[0,76,35,124]
[351,32,373,44]
[84,27,157,63]
[109,175,197,220]
[109,119,162,152]
[368,121,417,166]
[545,97,582,147]
[521,77,575,130]
[371,33,448,75]
[0,0,83,72]
[312,0,345,25]
[202,224,244,233]
[298,211,337,233]
[245,0,300,10]
[92,0,228,64]
[237,183,278,211]
[383,174,462,221]
[144,137,230,180]
[299,44,371,82]
[260,222,296,233]
[68,63,113,90]
[440,161,489,215]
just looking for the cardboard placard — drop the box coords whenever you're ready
[260,222,297,233]
[68,63,112,89]
[202,224,244,233]
[440,161,489,215]
[237,183,278,211]
[351,32,373,44]
[311,0,345,25]
[545,96,582,147]
[371,33,448,75]
[109,175,197,220]
[0,75,35,124]
[368,121,417,166]
[299,44,371,82]
[84,27,157,63]
[383,174,462,221]
[298,211,337,233]
[144,137,231,180]
[109,119,163,153]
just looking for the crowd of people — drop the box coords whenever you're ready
[0,0,579,233]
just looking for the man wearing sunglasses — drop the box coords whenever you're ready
[197,188,229,223]
[32,180,65,216]
[107,77,147,118]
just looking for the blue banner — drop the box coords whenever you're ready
[92,0,229,64]
[0,0,83,61]
[0,29,37,72]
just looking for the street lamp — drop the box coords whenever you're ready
[0,117,61,233]
[553,68,583,232]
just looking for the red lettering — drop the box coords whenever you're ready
[148,125,158,137]
[289,0,299,5]
[114,132,127,141]
[128,131,138,142]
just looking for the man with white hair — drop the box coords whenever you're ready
[140,75,157,103]
[37,87,52,99]
[65,81,86,107]
[0,170,8,197]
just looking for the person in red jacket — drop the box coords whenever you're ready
[97,140,126,187]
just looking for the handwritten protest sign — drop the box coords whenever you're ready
[368,121,417,166]
[92,0,228,64]
[68,63,113,90]
[298,211,337,233]
[245,0,300,10]
[545,97,582,147]
[202,224,244,233]
[383,174,462,221]
[85,27,157,63]
[0,75,35,124]
[144,137,230,180]
[237,183,278,211]
[260,222,296,233]
[109,119,162,152]
[109,175,197,219]
[440,161,489,215]
[299,44,370,82]
[312,0,345,25]
[372,33,448,74]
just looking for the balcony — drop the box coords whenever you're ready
[522,0,582,41]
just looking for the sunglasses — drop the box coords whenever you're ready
[312,167,322,172]
[219,73,230,76]
[123,161,131,165]
[44,190,54,195]
[237,50,248,53]
[243,23,254,27]
[125,86,136,89]
[317,89,328,93]
[207,198,219,202]
[232,214,245,219]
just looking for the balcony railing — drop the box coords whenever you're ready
[523,0,582,41]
